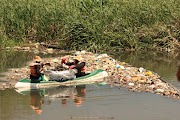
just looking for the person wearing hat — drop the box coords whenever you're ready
[61,56,86,77]
[29,56,50,82]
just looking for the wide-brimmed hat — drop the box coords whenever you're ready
[73,56,82,61]
[33,56,42,62]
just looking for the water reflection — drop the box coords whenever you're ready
[45,85,86,108]
[110,51,180,73]
[0,50,33,73]
[30,89,44,114]
[110,51,180,88]
[16,85,86,114]
[1,50,180,120]
[0,50,70,74]
[59,86,86,107]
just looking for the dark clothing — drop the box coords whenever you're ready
[30,63,44,81]
[177,66,180,81]
[30,75,40,80]
[35,64,43,75]
[30,75,45,83]
[66,62,86,77]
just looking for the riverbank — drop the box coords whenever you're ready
[0,0,179,51]
[0,48,180,100]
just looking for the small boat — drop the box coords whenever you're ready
[15,69,108,89]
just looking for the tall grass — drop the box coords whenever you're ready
[0,0,179,51]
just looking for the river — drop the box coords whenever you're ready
[0,50,180,120]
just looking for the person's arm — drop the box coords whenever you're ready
[61,58,74,66]
[65,62,74,66]
[74,62,85,70]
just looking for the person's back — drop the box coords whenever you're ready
[73,61,86,77]
[177,62,180,81]
[30,56,44,82]
[62,56,86,77]
[30,62,42,79]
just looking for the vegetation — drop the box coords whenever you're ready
[0,0,179,52]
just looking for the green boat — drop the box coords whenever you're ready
[15,69,108,89]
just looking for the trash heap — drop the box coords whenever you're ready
[1,50,180,100]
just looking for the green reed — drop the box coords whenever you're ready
[0,0,179,51]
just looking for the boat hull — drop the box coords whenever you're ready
[15,69,108,89]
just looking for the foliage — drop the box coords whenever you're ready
[0,0,179,51]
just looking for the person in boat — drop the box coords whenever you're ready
[61,56,86,78]
[177,62,180,81]
[30,56,50,82]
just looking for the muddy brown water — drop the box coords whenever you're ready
[0,50,180,120]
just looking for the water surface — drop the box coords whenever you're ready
[0,50,180,120]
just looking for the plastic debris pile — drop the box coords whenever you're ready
[0,50,180,100]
